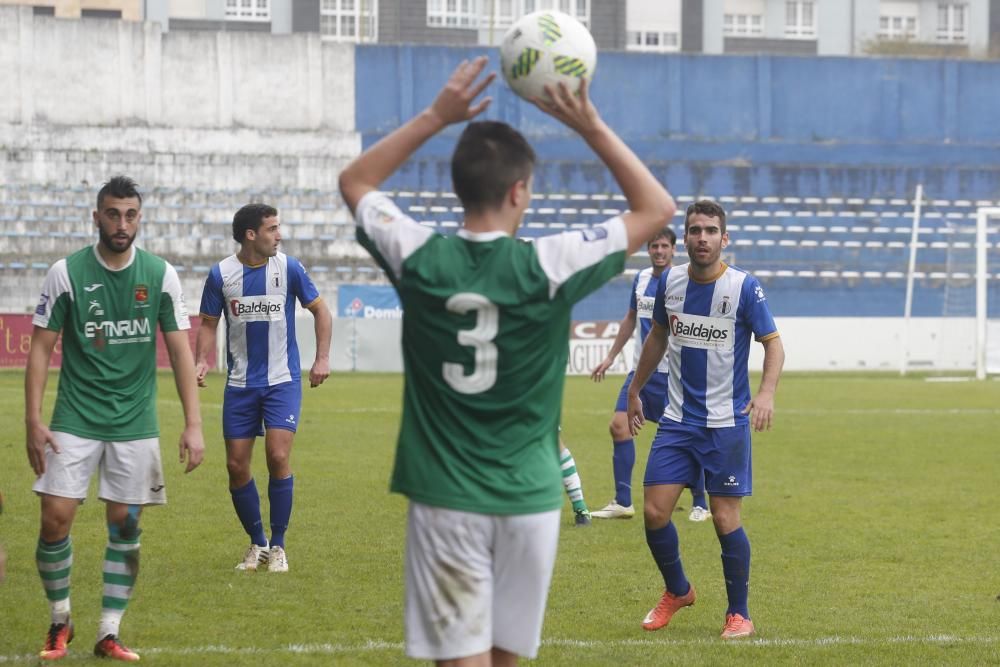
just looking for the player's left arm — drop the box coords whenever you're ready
[164,330,205,473]
[338,57,495,213]
[740,276,784,432]
[306,299,332,388]
[744,335,785,432]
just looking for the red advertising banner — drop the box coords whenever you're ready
[0,314,208,369]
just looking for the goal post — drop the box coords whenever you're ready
[900,198,999,378]
[977,207,1000,379]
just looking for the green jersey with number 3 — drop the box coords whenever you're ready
[32,245,191,441]
[356,192,628,515]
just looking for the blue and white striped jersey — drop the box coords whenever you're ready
[630,267,670,373]
[199,252,321,388]
[652,263,779,428]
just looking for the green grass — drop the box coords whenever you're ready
[1,370,999,665]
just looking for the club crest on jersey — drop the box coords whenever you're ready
[272,273,281,288]
[717,297,732,315]
[134,285,148,302]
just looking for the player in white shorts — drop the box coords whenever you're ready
[339,57,675,663]
[25,176,204,662]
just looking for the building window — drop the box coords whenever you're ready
[626,30,680,53]
[936,3,967,42]
[879,1,919,40]
[225,0,269,21]
[434,0,590,31]
[723,13,764,36]
[321,0,377,42]
[784,1,816,38]
[878,14,917,39]
[428,0,478,28]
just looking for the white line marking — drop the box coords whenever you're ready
[2,635,998,661]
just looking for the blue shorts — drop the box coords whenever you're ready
[615,370,669,422]
[223,381,302,440]
[643,419,752,496]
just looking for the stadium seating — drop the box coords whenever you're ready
[2,182,998,316]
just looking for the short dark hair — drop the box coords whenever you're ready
[451,121,536,214]
[232,203,278,243]
[648,226,677,247]
[96,176,142,210]
[684,199,727,233]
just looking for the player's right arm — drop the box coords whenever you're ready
[339,57,495,214]
[194,316,220,388]
[25,327,61,476]
[195,266,225,387]
[591,308,637,382]
[533,78,675,255]
[625,321,667,436]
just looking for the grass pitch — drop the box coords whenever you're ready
[0,370,998,665]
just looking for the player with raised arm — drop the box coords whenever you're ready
[195,203,332,574]
[590,228,711,522]
[338,57,674,666]
[25,176,204,661]
[627,199,784,639]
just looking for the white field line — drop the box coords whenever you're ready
[162,402,1000,416]
[2,635,999,661]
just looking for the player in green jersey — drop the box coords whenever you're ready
[25,176,205,662]
[339,57,676,666]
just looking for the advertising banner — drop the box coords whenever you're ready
[0,314,207,369]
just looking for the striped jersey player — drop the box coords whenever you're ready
[195,203,332,575]
[627,199,785,640]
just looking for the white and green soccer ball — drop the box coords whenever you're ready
[500,10,597,103]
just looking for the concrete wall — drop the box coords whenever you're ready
[0,6,357,188]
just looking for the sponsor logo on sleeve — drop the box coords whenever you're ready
[581,226,609,242]
[35,293,49,317]
[668,312,735,351]
[754,284,766,302]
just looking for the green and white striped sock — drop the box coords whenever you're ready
[560,448,588,513]
[98,535,140,640]
[36,537,72,624]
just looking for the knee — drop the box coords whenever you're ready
[40,514,72,542]
[710,500,742,534]
[643,500,671,529]
[265,448,290,474]
[609,414,629,441]
[226,457,251,485]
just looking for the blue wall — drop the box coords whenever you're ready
[355,46,1000,199]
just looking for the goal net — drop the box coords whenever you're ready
[902,204,1000,377]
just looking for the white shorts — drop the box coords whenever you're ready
[404,501,561,661]
[32,432,167,505]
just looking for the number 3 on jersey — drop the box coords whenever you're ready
[442,293,498,394]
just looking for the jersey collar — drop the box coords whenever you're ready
[457,229,509,242]
[688,262,728,284]
[92,243,136,272]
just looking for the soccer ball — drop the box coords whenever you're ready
[500,10,597,103]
